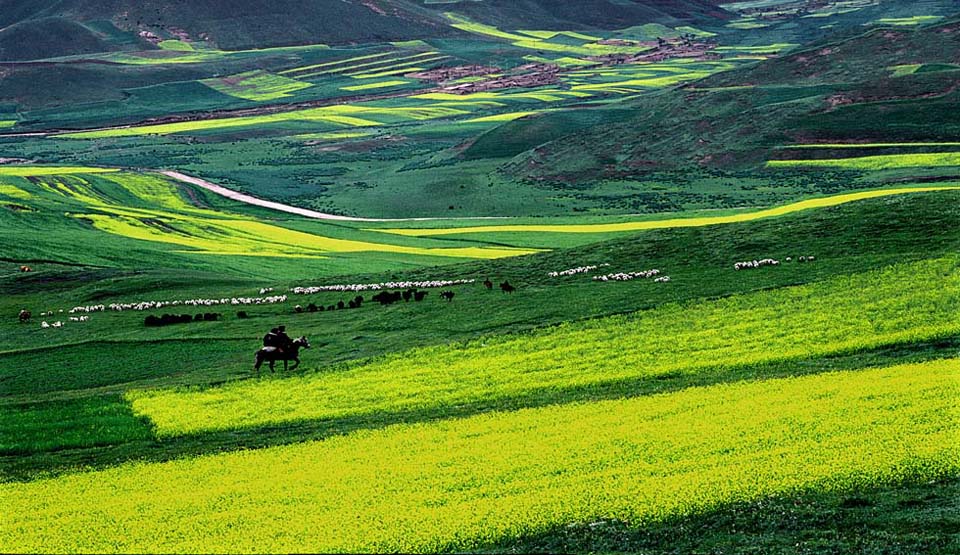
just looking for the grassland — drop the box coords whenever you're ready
[371,186,960,236]
[3,7,960,552]
[2,183,958,552]
[0,168,538,280]
[128,256,960,437]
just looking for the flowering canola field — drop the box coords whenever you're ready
[2,359,956,553]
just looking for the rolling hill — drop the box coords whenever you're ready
[501,16,960,183]
[0,0,731,61]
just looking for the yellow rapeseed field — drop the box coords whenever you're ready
[2,360,956,553]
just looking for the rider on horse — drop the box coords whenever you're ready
[263,326,293,354]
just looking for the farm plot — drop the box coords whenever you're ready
[280,51,450,80]
[768,153,960,170]
[127,256,960,437]
[3,358,956,553]
[445,13,650,56]
[200,71,313,102]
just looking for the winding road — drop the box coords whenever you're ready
[158,170,511,224]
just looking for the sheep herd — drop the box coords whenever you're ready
[593,269,664,282]
[291,279,475,295]
[68,295,289,314]
[734,256,816,270]
[23,255,818,329]
[548,265,670,284]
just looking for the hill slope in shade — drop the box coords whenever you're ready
[0,0,730,59]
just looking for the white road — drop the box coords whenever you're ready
[158,170,511,224]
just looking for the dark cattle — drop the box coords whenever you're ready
[500,281,516,293]
[295,305,304,313]
[19,265,31,273]
[483,278,493,290]
[237,311,249,319]
[440,291,455,302]
[18,309,31,323]
[203,313,219,321]
[307,303,318,313]
[373,291,403,305]
[354,295,364,306]
[402,290,413,302]
[195,313,205,321]
[348,299,358,309]
[414,291,427,302]
[337,300,346,310]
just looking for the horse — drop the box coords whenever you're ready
[254,336,310,375]
[18,309,31,323]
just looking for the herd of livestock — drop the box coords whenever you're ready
[18,255,816,328]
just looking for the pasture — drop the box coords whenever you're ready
[2,160,958,555]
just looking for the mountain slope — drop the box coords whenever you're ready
[499,16,960,183]
[0,0,731,60]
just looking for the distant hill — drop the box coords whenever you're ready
[498,16,960,183]
[425,0,729,30]
[0,0,730,60]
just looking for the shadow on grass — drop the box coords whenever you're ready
[467,475,960,555]
[2,335,957,482]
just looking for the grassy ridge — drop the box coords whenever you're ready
[128,257,960,437]
[370,186,960,235]
[2,359,956,552]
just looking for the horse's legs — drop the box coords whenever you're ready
[283,359,289,372]
[269,359,275,373]
[290,358,300,370]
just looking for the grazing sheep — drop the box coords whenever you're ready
[733,259,779,271]
[548,264,611,278]
[292,279,475,295]
[593,269,660,282]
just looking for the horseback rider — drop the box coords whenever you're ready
[263,327,280,350]
[275,325,293,352]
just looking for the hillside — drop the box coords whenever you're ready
[0,0,730,60]
[502,16,960,183]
